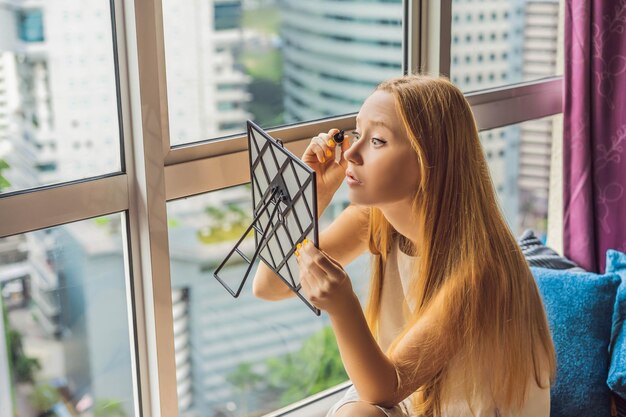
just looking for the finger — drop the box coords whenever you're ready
[326,129,340,148]
[298,273,313,300]
[307,248,337,272]
[322,252,343,270]
[307,260,329,283]
[299,241,330,275]
[300,264,330,308]
[305,136,326,163]
[312,136,334,160]
[337,134,351,165]
[341,134,352,152]
[297,255,327,297]
[299,280,321,310]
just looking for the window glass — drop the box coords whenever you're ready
[0,213,136,417]
[162,0,404,147]
[450,0,563,93]
[481,115,559,239]
[0,3,122,195]
[167,180,369,415]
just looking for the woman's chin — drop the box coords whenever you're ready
[347,191,373,207]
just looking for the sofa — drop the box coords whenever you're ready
[518,230,626,417]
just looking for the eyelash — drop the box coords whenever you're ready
[352,131,386,146]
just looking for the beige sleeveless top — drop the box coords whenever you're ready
[377,237,551,417]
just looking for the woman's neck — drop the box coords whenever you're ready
[377,198,420,254]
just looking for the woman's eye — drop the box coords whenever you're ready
[371,138,385,146]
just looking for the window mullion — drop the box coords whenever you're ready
[468,77,563,131]
[122,0,179,416]
[418,0,452,76]
[403,0,421,74]
[163,77,563,201]
[0,175,128,238]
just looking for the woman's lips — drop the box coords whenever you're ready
[346,170,362,185]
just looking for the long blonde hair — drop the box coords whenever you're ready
[363,75,555,416]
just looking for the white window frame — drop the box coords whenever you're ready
[0,1,563,416]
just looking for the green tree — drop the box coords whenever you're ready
[5,306,41,383]
[226,203,250,227]
[94,399,128,417]
[264,326,347,406]
[205,206,226,222]
[2,301,16,416]
[29,383,60,413]
[224,327,347,415]
[226,362,264,417]
[0,159,11,191]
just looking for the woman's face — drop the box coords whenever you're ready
[344,90,421,207]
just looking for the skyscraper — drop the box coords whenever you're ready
[279,0,403,123]
[450,0,526,230]
[518,0,560,234]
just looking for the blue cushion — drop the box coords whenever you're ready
[606,250,626,400]
[531,267,621,417]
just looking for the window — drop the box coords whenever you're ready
[479,115,559,237]
[450,0,564,93]
[166,185,371,415]
[0,1,565,416]
[0,4,122,196]
[0,214,137,417]
[214,1,242,31]
[18,9,44,43]
[162,0,404,147]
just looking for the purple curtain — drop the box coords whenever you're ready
[563,0,626,273]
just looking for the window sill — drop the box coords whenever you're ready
[264,381,352,417]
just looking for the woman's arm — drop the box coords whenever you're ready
[293,243,459,409]
[327,291,456,408]
[252,203,369,300]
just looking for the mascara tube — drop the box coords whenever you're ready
[330,130,346,163]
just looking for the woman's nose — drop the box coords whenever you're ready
[344,137,362,164]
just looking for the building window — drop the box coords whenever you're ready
[218,122,241,130]
[35,162,57,172]
[214,1,242,31]
[218,101,240,111]
[18,9,44,42]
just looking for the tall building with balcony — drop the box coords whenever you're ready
[162,0,252,146]
[279,0,403,123]
[0,51,20,177]
[213,0,253,135]
[0,0,120,191]
[2,2,254,413]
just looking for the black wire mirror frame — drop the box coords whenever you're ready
[213,120,321,315]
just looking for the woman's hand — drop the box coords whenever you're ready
[295,238,355,315]
[301,129,352,212]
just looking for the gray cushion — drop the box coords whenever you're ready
[517,229,585,272]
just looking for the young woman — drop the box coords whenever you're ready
[252,74,555,417]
